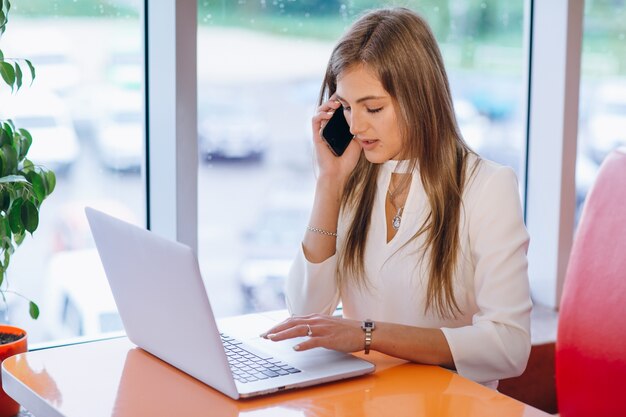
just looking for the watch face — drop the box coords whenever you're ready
[362,320,375,330]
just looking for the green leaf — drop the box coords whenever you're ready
[29,301,39,320]
[0,49,3,60]
[18,127,32,143]
[17,128,32,160]
[1,1,9,37]
[1,121,13,145]
[1,241,7,268]
[8,197,23,234]
[20,158,34,173]
[0,174,26,184]
[0,217,10,242]
[24,59,35,84]
[0,149,5,177]
[0,11,5,36]
[0,124,9,147]
[1,232,13,252]
[13,230,24,245]
[26,171,45,203]
[14,61,21,90]
[21,200,38,233]
[0,9,5,36]
[45,170,56,194]
[0,189,9,212]
[12,132,21,162]
[1,144,17,174]
[0,60,15,89]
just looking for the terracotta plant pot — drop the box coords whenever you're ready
[0,325,27,417]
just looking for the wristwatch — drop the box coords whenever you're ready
[361,319,376,354]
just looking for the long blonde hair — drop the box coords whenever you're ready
[320,7,477,318]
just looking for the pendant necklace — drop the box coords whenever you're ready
[387,188,405,231]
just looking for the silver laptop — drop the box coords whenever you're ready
[85,207,375,399]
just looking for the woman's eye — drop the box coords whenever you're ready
[367,107,383,113]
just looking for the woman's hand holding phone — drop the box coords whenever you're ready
[312,96,361,185]
[305,96,360,262]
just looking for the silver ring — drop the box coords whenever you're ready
[306,324,313,337]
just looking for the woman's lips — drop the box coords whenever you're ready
[358,138,379,150]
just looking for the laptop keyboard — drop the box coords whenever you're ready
[221,334,301,384]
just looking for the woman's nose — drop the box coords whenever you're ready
[349,113,365,136]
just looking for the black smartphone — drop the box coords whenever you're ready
[321,106,353,156]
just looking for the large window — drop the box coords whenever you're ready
[196,1,528,316]
[0,1,145,343]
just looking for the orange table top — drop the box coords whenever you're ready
[1,333,550,417]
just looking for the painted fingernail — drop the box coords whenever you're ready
[327,111,334,115]
[267,333,276,339]
[259,332,267,338]
[293,345,301,351]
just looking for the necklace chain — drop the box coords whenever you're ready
[387,181,408,209]
[387,186,406,231]
[387,188,400,207]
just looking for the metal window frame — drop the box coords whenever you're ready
[145,0,198,252]
[525,0,583,309]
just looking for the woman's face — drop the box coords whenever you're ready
[335,64,404,163]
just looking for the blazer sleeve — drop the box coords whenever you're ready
[441,166,532,384]
[285,246,341,316]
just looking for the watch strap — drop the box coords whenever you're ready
[362,319,375,354]
[364,327,373,354]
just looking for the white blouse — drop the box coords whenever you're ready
[285,155,532,386]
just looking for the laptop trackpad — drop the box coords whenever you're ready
[218,313,337,360]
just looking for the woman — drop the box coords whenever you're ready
[262,7,531,388]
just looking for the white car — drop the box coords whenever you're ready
[0,89,80,175]
[106,50,142,90]
[3,30,81,95]
[587,80,626,164]
[51,199,140,253]
[237,189,313,311]
[238,258,291,312]
[198,97,267,161]
[42,249,123,339]
[42,200,139,339]
[93,88,144,172]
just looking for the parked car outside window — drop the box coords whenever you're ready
[198,93,268,162]
[0,89,80,175]
[237,190,312,312]
[93,88,143,172]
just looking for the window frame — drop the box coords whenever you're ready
[146,0,198,252]
[525,0,583,309]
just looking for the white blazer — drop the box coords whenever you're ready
[286,155,532,386]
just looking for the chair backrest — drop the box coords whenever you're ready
[556,147,626,417]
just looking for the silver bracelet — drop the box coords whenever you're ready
[306,226,338,237]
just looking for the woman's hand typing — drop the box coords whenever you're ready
[261,314,364,353]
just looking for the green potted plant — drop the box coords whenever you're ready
[0,1,56,415]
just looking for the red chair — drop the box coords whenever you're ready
[556,147,626,417]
